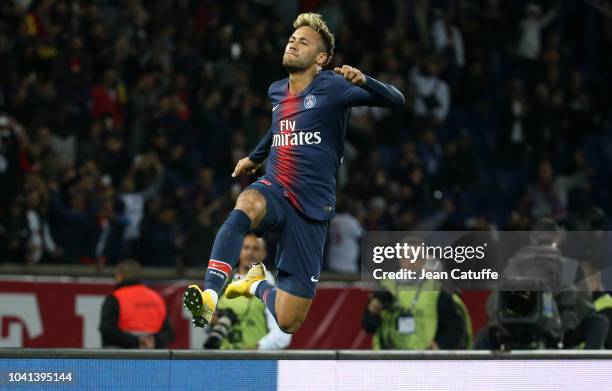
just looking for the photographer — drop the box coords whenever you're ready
[476,218,608,349]
[575,207,612,349]
[362,253,471,350]
[203,233,291,350]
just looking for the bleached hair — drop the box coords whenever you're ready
[293,13,335,67]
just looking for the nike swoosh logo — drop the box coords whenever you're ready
[272,104,280,112]
[310,276,319,283]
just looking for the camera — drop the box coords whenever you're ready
[494,278,563,349]
[203,308,239,349]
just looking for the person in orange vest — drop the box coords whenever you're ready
[99,259,174,348]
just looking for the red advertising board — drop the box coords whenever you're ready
[0,277,372,349]
[0,277,488,349]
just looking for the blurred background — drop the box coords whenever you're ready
[1,0,612,350]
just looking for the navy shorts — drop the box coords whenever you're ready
[246,178,328,299]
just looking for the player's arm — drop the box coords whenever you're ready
[334,65,405,108]
[232,128,272,177]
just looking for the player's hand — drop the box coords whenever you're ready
[334,65,366,86]
[232,157,261,177]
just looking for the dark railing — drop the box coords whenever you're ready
[2,349,612,360]
[0,263,361,282]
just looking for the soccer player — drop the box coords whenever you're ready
[184,12,404,333]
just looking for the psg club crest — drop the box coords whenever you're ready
[304,94,316,109]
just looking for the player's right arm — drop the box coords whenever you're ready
[232,127,272,177]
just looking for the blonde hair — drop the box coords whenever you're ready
[293,13,335,67]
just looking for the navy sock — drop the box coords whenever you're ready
[255,280,277,320]
[204,209,251,294]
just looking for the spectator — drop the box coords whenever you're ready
[326,198,363,274]
[90,69,126,129]
[0,196,28,262]
[497,78,530,166]
[479,0,509,66]
[119,152,163,246]
[22,182,62,264]
[182,208,217,268]
[139,201,183,267]
[409,55,451,130]
[99,259,174,348]
[431,9,465,70]
[80,195,125,267]
[520,160,589,221]
[516,3,559,61]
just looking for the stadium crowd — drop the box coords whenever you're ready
[1,0,611,273]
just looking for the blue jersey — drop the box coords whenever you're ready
[249,70,404,221]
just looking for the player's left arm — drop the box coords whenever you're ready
[334,65,405,108]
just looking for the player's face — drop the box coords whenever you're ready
[283,26,326,72]
[239,235,266,269]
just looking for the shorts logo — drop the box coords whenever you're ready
[259,179,271,186]
[304,94,316,109]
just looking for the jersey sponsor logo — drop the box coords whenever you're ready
[273,119,322,147]
[304,94,316,109]
[280,120,296,132]
[272,131,322,147]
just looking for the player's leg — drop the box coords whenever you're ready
[184,188,267,327]
[229,267,313,333]
[275,289,313,333]
[231,207,327,334]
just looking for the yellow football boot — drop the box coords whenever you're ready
[183,285,216,328]
[224,263,266,299]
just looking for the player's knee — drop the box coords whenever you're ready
[277,315,305,334]
[235,190,266,226]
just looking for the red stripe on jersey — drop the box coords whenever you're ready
[208,259,232,276]
[274,90,303,211]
